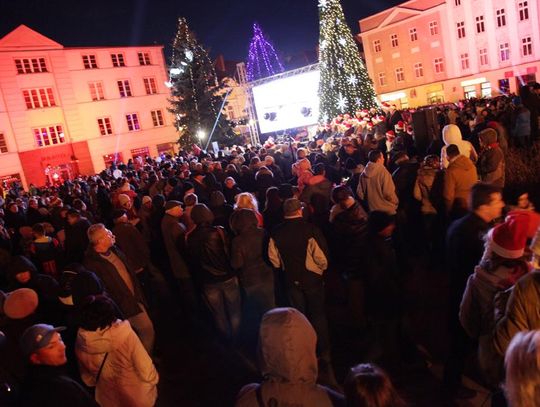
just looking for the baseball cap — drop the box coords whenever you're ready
[20,324,66,357]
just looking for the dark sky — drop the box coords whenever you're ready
[1,0,401,63]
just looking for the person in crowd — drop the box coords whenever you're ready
[64,209,91,264]
[234,307,344,407]
[357,150,399,215]
[137,196,154,243]
[84,224,155,354]
[223,177,242,205]
[75,295,158,407]
[28,223,63,279]
[512,103,531,148]
[440,124,478,169]
[477,128,505,188]
[209,190,234,231]
[19,323,99,407]
[300,162,333,211]
[234,192,263,227]
[262,187,284,233]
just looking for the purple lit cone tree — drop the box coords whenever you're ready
[246,23,285,81]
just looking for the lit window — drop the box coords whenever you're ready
[476,16,485,33]
[522,37,533,56]
[82,55,98,69]
[373,40,381,53]
[496,9,506,27]
[378,72,387,86]
[89,82,105,101]
[151,110,165,127]
[434,58,444,73]
[143,77,158,95]
[138,52,151,65]
[111,53,125,67]
[391,34,399,48]
[97,117,113,136]
[22,88,56,109]
[499,43,510,61]
[460,53,469,70]
[456,21,466,39]
[481,82,492,98]
[126,113,140,131]
[395,67,404,82]
[33,125,65,147]
[117,80,132,97]
[14,58,47,74]
[409,28,417,42]
[429,21,438,36]
[479,48,489,65]
[0,133,7,153]
[414,63,423,78]
[518,2,529,21]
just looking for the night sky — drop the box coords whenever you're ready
[1,0,401,63]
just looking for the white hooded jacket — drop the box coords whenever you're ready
[441,124,478,168]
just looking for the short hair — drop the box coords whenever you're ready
[78,295,119,331]
[470,183,502,211]
[32,223,45,236]
[87,223,106,246]
[184,193,198,207]
[332,185,353,203]
[66,208,80,218]
[505,330,540,407]
[368,150,382,163]
[446,144,460,158]
[345,363,406,407]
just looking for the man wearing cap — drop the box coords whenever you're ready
[19,323,98,406]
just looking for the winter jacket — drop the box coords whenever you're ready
[300,175,333,209]
[356,161,399,215]
[160,214,190,279]
[64,218,91,264]
[76,320,158,407]
[112,222,150,272]
[235,308,344,407]
[512,108,531,138]
[441,124,478,168]
[477,145,505,187]
[413,166,442,215]
[29,236,63,278]
[442,155,478,217]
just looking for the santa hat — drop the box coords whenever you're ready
[395,121,405,130]
[506,210,540,239]
[386,130,395,138]
[487,212,531,259]
[382,102,390,108]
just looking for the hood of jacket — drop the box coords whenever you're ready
[449,155,475,172]
[7,255,37,282]
[76,319,130,354]
[442,124,463,146]
[259,307,318,384]
[362,161,385,178]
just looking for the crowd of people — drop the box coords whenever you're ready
[1,87,540,406]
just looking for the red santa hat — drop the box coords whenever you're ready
[386,130,395,138]
[395,121,405,130]
[506,210,540,239]
[487,212,531,259]
[382,102,390,108]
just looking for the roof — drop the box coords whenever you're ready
[0,25,63,51]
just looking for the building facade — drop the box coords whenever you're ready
[358,0,540,107]
[0,25,177,187]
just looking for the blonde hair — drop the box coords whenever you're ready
[234,192,258,212]
[505,330,540,407]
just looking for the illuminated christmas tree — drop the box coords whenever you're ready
[168,17,234,149]
[246,23,285,81]
[318,0,377,122]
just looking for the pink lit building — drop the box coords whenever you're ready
[0,25,177,187]
[358,0,540,107]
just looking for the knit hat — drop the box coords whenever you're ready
[117,194,131,206]
[164,200,182,212]
[486,212,530,259]
[71,270,104,306]
[4,288,38,319]
[190,204,215,225]
[142,196,152,205]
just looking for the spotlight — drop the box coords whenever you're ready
[264,112,277,121]
[197,130,205,140]
[300,107,312,117]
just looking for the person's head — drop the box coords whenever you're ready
[72,198,87,212]
[190,203,215,226]
[446,144,460,160]
[283,198,303,219]
[78,295,118,332]
[332,185,355,209]
[164,200,183,218]
[345,363,406,407]
[230,208,259,235]
[142,195,152,209]
[20,324,67,366]
[368,150,383,164]
[505,330,540,407]
[478,128,498,147]
[470,183,504,221]
[224,177,236,189]
[32,223,46,238]
[235,192,258,212]
[66,209,81,225]
[7,202,18,213]
[423,154,440,170]
[87,223,115,252]
[8,255,37,285]
[184,193,198,207]
[28,198,38,209]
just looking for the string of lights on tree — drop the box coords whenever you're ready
[318,0,378,123]
[168,17,234,149]
[246,23,285,81]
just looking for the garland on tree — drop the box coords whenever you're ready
[246,22,285,81]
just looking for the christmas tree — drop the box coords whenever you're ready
[168,17,235,149]
[318,0,378,122]
[246,23,285,81]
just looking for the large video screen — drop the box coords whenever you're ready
[252,70,320,134]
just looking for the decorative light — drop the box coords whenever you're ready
[170,67,183,76]
[185,50,194,61]
[347,75,358,85]
[197,130,205,140]
[318,0,328,8]
[246,23,285,81]
[338,38,346,46]
[164,81,173,88]
[336,93,347,111]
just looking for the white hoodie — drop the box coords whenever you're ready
[441,124,477,169]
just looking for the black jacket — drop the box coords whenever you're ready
[112,222,150,272]
[64,218,91,263]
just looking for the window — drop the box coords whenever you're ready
[117,80,132,97]
[522,37,533,56]
[0,134,7,153]
[143,77,158,95]
[455,0,461,5]
[151,110,165,127]
[499,43,510,61]
[373,40,381,53]
[434,58,444,73]
[481,82,492,98]
[409,28,418,42]
[138,52,151,65]
[14,58,47,74]
[456,21,466,39]
[476,16,485,33]
[395,67,404,82]
[89,81,105,101]
[429,21,438,35]
[496,9,506,27]
[460,53,470,70]
[82,55,98,69]
[414,63,423,78]
[22,88,56,109]
[111,53,125,67]
[464,85,477,99]
[479,48,489,65]
[126,113,140,131]
[97,117,113,136]
[499,79,510,94]
[378,72,387,86]
[33,125,65,147]
[390,34,399,48]
[518,2,529,21]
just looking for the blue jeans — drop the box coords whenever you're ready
[203,277,242,339]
